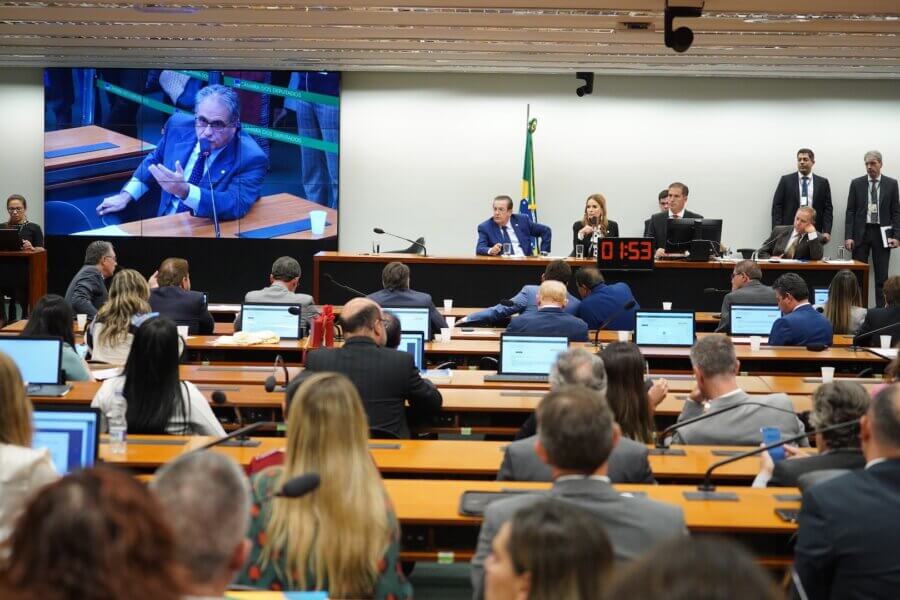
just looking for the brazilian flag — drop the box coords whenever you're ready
[519,117,539,255]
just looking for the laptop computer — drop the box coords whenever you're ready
[729,304,780,342]
[0,337,71,395]
[634,311,695,347]
[484,333,569,383]
[32,406,101,474]
[0,228,20,251]
[240,303,302,339]
[384,307,431,340]
[814,287,829,305]
[399,331,426,371]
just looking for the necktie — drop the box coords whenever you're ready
[784,234,797,259]
[501,225,511,245]
[187,150,208,186]
[870,180,879,223]
[801,177,809,203]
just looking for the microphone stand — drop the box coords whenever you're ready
[323,273,367,298]
[373,228,427,256]
[593,301,637,348]
[190,421,267,452]
[201,144,221,239]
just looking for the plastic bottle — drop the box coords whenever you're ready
[108,407,128,455]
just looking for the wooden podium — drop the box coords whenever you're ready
[0,248,47,316]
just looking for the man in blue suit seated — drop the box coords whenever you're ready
[768,272,833,346]
[367,261,446,340]
[97,84,268,222]
[460,259,580,326]
[575,266,640,331]
[476,195,551,256]
[505,281,589,342]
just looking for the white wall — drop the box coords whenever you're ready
[0,69,44,225]
[340,72,900,299]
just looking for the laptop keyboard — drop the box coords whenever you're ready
[484,374,549,383]
[26,384,72,396]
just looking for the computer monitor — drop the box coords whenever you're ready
[0,337,63,384]
[385,307,431,339]
[634,311,695,346]
[730,304,781,336]
[814,288,829,305]
[399,331,425,371]
[241,303,302,339]
[498,334,569,375]
[32,406,100,474]
[665,219,723,261]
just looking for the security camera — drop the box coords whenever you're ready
[575,72,594,97]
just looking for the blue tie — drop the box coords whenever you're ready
[501,226,511,245]
[187,150,208,186]
[801,176,809,200]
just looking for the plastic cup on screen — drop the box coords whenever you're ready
[309,210,327,235]
[821,367,835,384]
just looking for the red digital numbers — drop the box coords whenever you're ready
[597,238,653,270]
[600,240,613,260]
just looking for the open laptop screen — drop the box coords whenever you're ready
[399,331,425,371]
[730,305,781,336]
[241,303,302,339]
[634,311,695,346]
[814,288,829,305]
[0,337,62,384]
[499,334,569,375]
[385,307,431,339]
[32,406,100,474]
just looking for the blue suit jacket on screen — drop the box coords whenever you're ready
[131,112,269,220]
[476,214,551,256]
[576,282,640,330]
[466,284,580,325]
[768,303,833,346]
[505,307,589,342]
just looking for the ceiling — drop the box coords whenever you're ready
[1,1,899,77]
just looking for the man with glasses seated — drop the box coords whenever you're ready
[64,241,117,319]
[96,84,268,221]
[715,259,777,333]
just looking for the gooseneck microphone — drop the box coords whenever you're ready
[190,421,267,452]
[264,355,290,393]
[852,321,900,349]
[703,287,730,294]
[276,473,321,498]
[199,138,221,239]
[373,228,428,256]
[323,273,367,298]
[593,300,637,347]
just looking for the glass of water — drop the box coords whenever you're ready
[502,243,512,256]
[575,245,584,259]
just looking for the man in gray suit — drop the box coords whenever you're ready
[236,256,318,330]
[715,260,777,333]
[470,385,686,600]
[671,334,807,446]
[498,348,654,483]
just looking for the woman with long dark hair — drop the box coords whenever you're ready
[21,294,90,381]
[91,317,223,435]
[600,342,661,443]
[823,269,866,334]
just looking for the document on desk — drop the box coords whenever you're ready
[91,367,122,380]
[73,224,132,237]
[824,259,855,264]
[867,348,898,360]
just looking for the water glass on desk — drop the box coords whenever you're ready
[575,245,584,259]
[502,243,512,256]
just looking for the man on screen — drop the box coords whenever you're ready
[96,84,268,221]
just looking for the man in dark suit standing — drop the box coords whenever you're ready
[856,276,900,346]
[757,206,825,261]
[771,148,833,242]
[298,298,442,438]
[476,195,551,256]
[504,281,589,342]
[367,261,446,339]
[148,258,214,335]
[645,182,703,258]
[792,383,900,600]
[769,272,833,346]
[845,150,900,307]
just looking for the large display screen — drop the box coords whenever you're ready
[44,68,339,240]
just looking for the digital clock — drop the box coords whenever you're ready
[596,238,654,271]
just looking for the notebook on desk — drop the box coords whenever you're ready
[729,304,780,342]
[634,311,695,347]
[484,333,569,383]
[240,302,303,339]
[0,337,71,396]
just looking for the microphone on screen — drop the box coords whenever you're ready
[264,355,290,393]
[593,300,637,347]
[199,138,221,239]
[276,473,321,498]
[373,228,428,256]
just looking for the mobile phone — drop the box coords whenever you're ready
[761,427,785,462]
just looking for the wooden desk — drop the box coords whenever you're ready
[760,375,890,395]
[314,251,869,309]
[44,126,154,172]
[0,249,47,316]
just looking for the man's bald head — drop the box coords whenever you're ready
[339,298,386,345]
[537,280,568,308]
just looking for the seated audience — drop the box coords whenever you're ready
[575,266,639,331]
[757,206,824,260]
[472,385,687,599]
[367,261,446,339]
[383,310,402,349]
[149,258,214,335]
[21,294,91,381]
[485,499,613,600]
[63,240,116,318]
[476,195,551,256]
[856,275,900,347]
[755,381,868,487]
[823,269,866,335]
[0,466,183,600]
[715,259,777,333]
[571,193,619,257]
[604,537,782,600]
[601,342,665,443]
[1,194,43,323]
[641,189,670,237]
[501,349,654,484]
[236,256,318,331]
[292,298,442,438]
[461,260,580,326]
[645,182,703,257]
[237,373,412,597]
[505,280,588,342]
[91,317,225,436]
[151,452,250,598]
[0,353,57,549]
[793,383,900,600]
[87,268,151,365]
[672,334,806,445]
[768,272,833,346]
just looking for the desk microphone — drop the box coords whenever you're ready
[211,390,228,405]
[851,321,900,349]
[276,473,321,498]
[199,138,221,239]
[703,287,730,294]
[190,421,267,452]
[264,355,290,393]
[323,273,367,298]
[593,300,637,347]
[373,228,428,256]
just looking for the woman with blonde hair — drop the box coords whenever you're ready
[823,269,866,335]
[571,193,619,257]
[237,372,412,598]
[0,352,58,547]
[87,268,151,364]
